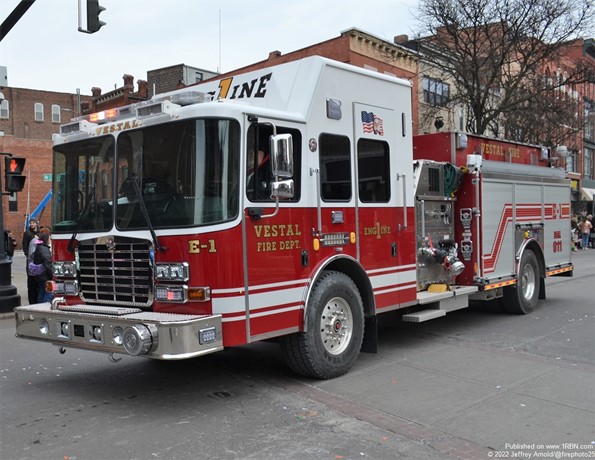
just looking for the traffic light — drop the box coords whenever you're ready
[4,156,26,192]
[86,0,106,33]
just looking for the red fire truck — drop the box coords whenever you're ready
[14,56,572,379]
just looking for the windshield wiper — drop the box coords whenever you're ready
[67,188,95,253]
[129,176,168,253]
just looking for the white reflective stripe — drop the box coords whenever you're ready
[375,283,417,296]
[222,304,303,322]
[211,277,308,295]
[368,269,416,289]
[366,264,416,275]
[212,285,305,314]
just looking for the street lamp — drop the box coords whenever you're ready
[61,88,81,120]
[60,108,79,121]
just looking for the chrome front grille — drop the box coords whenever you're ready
[77,238,152,307]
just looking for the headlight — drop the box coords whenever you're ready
[54,261,77,277]
[48,280,79,296]
[155,285,187,302]
[155,262,189,281]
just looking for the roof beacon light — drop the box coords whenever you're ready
[169,91,211,106]
[89,108,118,123]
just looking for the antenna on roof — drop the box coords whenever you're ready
[218,9,222,73]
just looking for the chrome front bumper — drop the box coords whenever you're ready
[14,303,223,360]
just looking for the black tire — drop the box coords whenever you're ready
[502,249,541,314]
[280,270,364,379]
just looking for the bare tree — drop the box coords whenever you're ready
[412,0,594,145]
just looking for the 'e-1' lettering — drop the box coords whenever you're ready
[188,239,217,254]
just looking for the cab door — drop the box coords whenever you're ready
[243,120,309,341]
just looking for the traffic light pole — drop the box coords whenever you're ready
[0,154,21,313]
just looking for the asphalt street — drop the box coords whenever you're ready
[1,251,594,460]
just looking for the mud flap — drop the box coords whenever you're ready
[360,315,377,353]
[539,277,546,300]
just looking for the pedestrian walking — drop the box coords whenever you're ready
[578,216,592,251]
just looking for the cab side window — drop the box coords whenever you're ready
[357,139,390,202]
[320,134,351,201]
[247,124,301,202]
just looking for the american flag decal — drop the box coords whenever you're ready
[361,111,384,136]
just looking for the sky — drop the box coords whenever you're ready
[1,0,419,95]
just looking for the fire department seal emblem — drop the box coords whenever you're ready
[105,236,117,253]
[309,138,317,152]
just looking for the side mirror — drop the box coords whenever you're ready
[270,133,293,179]
[271,179,294,199]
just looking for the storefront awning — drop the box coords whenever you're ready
[581,187,595,201]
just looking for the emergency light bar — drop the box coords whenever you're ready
[169,91,211,106]
[137,100,177,119]
[59,91,210,135]
[90,109,117,122]
[59,119,97,135]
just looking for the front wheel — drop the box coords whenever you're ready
[502,249,541,314]
[280,271,364,379]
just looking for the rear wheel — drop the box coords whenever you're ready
[280,271,364,379]
[502,249,540,314]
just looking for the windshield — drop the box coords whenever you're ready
[53,118,240,232]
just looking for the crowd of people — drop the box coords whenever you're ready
[571,213,594,250]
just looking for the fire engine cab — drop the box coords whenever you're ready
[14,56,572,379]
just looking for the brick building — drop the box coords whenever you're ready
[86,74,149,113]
[0,86,91,247]
[148,64,218,97]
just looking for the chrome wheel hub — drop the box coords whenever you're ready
[320,297,353,355]
[521,263,536,300]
